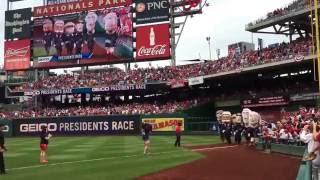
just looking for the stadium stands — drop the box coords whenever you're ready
[14,38,312,91]
[0,97,208,119]
[247,0,318,27]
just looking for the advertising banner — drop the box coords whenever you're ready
[290,93,320,101]
[167,79,186,89]
[142,118,184,132]
[34,0,132,17]
[241,96,289,108]
[136,23,170,60]
[47,0,80,5]
[4,40,31,71]
[13,115,140,136]
[23,84,146,96]
[33,7,133,68]
[188,76,204,86]
[5,8,32,40]
[0,120,13,137]
[135,0,169,24]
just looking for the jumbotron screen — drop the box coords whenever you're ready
[32,6,133,68]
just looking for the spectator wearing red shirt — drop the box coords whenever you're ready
[174,122,182,147]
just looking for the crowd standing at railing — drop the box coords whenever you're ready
[247,0,319,27]
[14,38,312,91]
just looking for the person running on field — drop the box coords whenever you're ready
[40,126,52,164]
[142,122,152,155]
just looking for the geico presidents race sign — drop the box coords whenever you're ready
[13,115,140,136]
[34,0,132,17]
[142,118,184,131]
[134,0,169,24]
[136,23,170,60]
[4,40,31,71]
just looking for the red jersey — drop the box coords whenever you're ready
[176,126,181,134]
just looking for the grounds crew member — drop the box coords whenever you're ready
[0,124,7,175]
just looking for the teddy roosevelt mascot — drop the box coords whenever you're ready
[53,20,65,56]
[43,19,54,55]
[221,111,233,144]
[217,110,226,143]
[85,12,98,54]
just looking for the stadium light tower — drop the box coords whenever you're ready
[206,36,212,60]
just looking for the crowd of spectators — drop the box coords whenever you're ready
[247,0,318,27]
[261,107,320,145]
[0,98,204,119]
[14,38,312,91]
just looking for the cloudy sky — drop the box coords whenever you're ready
[0,0,294,71]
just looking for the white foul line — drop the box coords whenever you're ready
[191,145,239,152]
[6,150,187,171]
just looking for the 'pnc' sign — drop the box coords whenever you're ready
[135,0,169,24]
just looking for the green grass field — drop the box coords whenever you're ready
[1,135,220,180]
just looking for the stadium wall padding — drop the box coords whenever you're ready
[0,119,13,137]
[6,114,216,137]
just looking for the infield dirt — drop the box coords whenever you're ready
[139,144,300,180]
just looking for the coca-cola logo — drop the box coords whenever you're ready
[5,46,30,58]
[138,44,167,56]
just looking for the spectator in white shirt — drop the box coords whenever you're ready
[300,124,320,180]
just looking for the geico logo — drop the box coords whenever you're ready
[3,125,9,133]
[147,1,168,10]
[20,123,57,132]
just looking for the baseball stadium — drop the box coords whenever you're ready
[0,0,319,179]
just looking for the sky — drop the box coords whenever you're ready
[0,0,294,72]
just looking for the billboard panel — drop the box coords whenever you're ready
[5,8,32,40]
[32,7,133,68]
[4,40,31,71]
[188,76,204,86]
[135,0,169,24]
[142,118,184,132]
[34,0,132,17]
[13,115,140,136]
[136,23,170,60]
[241,96,289,108]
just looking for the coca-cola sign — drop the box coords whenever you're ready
[4,40,31,71]
[136,24,170,60]
[137,45,167,56]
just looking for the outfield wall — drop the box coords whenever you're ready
[0,114,216,137]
